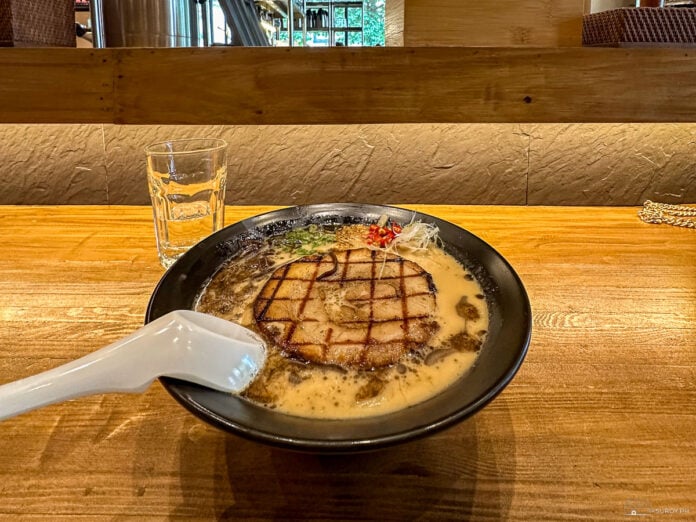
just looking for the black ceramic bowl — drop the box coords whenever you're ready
[146,203,531,453]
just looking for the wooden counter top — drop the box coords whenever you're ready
[0,205,693,520]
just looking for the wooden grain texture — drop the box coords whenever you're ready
[404,0,584,47]
[1,47,696,124]
[385,0,404,47]
[108,47,696,124]
[0,49,113,123]
[0,204,693,520]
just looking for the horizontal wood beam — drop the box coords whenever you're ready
[0,47,695,124]
[0,49,114,123]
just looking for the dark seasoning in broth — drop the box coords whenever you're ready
[196,219,489,419]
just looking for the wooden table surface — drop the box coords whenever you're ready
[0,205,693,520]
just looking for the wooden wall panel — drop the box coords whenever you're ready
[111,47,696,124]
[404,0,584,47]
[0,49,113,123]
[385,0,404,47]
[1,47,696,124]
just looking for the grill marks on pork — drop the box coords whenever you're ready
[253,248,438,369]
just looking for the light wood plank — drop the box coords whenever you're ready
[385,0,404,47]
[0,49,113,123]
[404,0,584,47]
[1,48,696,124]
[113,47,696,124]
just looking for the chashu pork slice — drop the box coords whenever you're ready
[253,248,438,369]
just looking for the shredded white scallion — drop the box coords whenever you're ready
[390,221,440,252]
[371,220,441,279]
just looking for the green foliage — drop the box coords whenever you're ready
[363,0,385,46]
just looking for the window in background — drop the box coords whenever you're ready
[205,0,385,47]
[277,0,385,47]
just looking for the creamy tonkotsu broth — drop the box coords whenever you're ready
[195,221,488,419]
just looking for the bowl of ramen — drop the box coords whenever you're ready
[146,203,531,452]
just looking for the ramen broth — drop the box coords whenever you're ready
[196,224,488,419]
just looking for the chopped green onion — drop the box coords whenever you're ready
[272,224,336,255]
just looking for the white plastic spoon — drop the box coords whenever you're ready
[0,310,266,421]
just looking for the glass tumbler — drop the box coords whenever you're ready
[145,138,228,269]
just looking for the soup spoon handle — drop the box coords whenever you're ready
[0,337,157,421]
[0,311,265,422]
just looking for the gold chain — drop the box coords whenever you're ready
[639,200,696,229]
